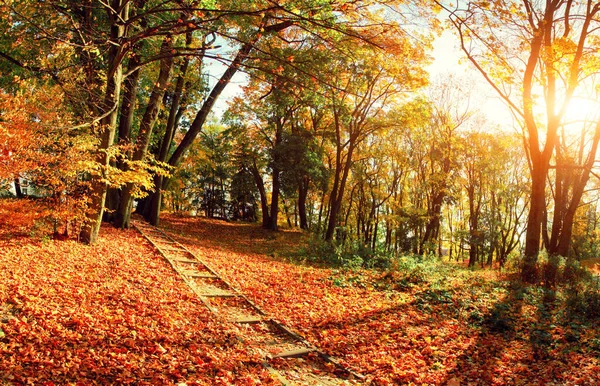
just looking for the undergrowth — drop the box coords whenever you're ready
[298,235,600,344]
[295,235,399,270]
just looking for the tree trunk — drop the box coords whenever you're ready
[522,164,547,282]
[268,120,284,231]
[104,57,141,223]
[115,36,174,229]
[552,123,600,256]
[325,139,355,241]
[250,161,270,228]
[298,175,309,230]
[143,33,193,226]
[420,192,444,255]
[80,1,129,244]
[13,178,23,198]
[270,166,281,231]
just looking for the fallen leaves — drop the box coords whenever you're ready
[161,214,600,385]
[2,203,600,385]
[0,200,275,385]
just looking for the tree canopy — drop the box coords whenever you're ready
[3,0,600,280]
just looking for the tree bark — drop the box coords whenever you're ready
[115,36,174,229]
[251,161,270,228]
[298,175,309,230]
[104,54,141,223]
[420,192,444,255]
[144,33,193,225]
[522,158,550,281]
[13,178,23,198]
[325,143,354,241]
[80,1,129,244]
[269,120,284,231]
[551,122,600,256]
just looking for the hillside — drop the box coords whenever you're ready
[1,200,600,385]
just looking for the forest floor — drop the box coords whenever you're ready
[1,199,600,385]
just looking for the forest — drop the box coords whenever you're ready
[1,0,600,385]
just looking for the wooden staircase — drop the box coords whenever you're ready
[133,220,364,385]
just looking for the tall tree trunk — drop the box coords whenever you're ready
[80,1,129,244]
[325,136,355,241]
[105,54,141,223]
[552,122,600,256]
[250,161,270,228]
[270,168,281,231]
[420,192,444,255]
[13,178,23,198]
[298,175,309,230]
[115,36,174,229]
[467,186,482,268]
[282,196,293,228]
[145,33,193,225]
[269,120,284,231]
[522,164,548,282]
[372,208,379,251]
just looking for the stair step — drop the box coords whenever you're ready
[160,246,187,251]
[272,348,316,359]
[186,272,217,279]
[172,258,200,264]
[140,229,163,235]
[200,292,239,298]
[230,316,262,324]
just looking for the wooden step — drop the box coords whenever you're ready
[272,348,316,359]
[152,237,173,242]
[230,316,262,324]
[186,272,217,279]
[160,246,187,252]
[140,229,163,235]
[200,292,239,298]
[172,258,200,264]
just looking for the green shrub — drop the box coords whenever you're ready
[373,254,448,291]
[296,236,393,270]
[485,302,514,333]
[566,285,600,320]
[522,253,594,288]
[563,258,590,286]
[541,254,563,288]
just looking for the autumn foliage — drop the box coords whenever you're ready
[159,215,600,385]
[0,200,276,385]
[2,201,600,384]
[0,87,95,235]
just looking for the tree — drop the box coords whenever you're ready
[143,0,417,227]
[323,39,428,242]
[438,0,600,282]
[1,0,438,243]
[0,1,301,241]
[0,86,95,235]
[461,131,490,267]
[0,0,200,242]
[417,77,473,255]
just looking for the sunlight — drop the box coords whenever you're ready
[530,94,600,140]
[554,96,600,146]
[563,96,600,126]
